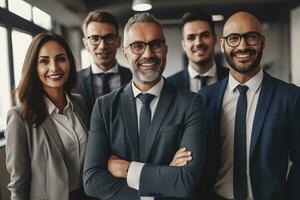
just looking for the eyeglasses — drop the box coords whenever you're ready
[223,32,262,47]
[87,33,118,45]
[126,39,166,55]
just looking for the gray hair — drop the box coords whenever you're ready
[123,12,164,47]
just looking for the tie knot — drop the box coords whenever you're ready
[99,73,114,80]
[138,93,155,105]
[236,85,249,95]
[196,75,208,88]
[196,75,208,82]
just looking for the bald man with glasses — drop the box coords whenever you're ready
[75,10,132,115]
[198,11,300,200]
[83,12,207,200]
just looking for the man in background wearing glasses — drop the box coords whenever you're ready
[199,11,300,200]
[75,10,132,114]
[83,12,207,200]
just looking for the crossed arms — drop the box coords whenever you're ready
[83,95,206,199]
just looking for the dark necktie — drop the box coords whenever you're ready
[196,75,208,90]
[234,85,249,200]
[100,73,113,95]
[138,93,155,162]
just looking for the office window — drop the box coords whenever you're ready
[11,30,32,86]
[0,0,6,8]
[33,7,52,30]
[8,0,32,21]
[80,48,91,69]
[0,27,12,130]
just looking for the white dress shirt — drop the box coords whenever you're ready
[214,69,263,200]
[127,78,164,200]
[188,62,218,93]
[44,94,87,191]
[91,62,121,97]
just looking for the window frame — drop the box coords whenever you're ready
[0,6,47,139]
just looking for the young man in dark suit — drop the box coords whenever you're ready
[83,12,207,200]
[74,10,132,114]
[168,12,229,92]
[199,11,300,200]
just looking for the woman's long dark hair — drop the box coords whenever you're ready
[15,32,77,126]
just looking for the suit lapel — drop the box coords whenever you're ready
[145,81,176,161]
[213,78,228,125]
[42,117,65,161]
[82,67,95,107]
[211,78,228,171]
[216,66,229,81]
[121,84,140,160]
[250,72,275,158]
[119,65,132,85]
[183,68,190,91]
[71,97,88,132]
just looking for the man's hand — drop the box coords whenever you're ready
[108,155,130,178]
[170,147,192,166]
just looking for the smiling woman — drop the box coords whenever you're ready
[4,32,92,200]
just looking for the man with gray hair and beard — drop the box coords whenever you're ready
[83,12,207,200]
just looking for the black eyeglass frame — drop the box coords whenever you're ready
[223,31,263,47]
[125,39,166,55]
[86,33,118,46]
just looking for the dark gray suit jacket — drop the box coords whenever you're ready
[83,80,207,200]
[74,65,132,115]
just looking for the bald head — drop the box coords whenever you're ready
[223,11,262,37]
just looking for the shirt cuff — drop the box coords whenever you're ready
[127,161,145,190]
[141,197,155,200]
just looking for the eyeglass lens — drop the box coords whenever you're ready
[130,39,165,55]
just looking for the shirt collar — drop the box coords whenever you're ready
[228,68,263,93]
[132,77,164,99]
[91,62,119,74]
[44,93,73,115]
[188,62,217,79]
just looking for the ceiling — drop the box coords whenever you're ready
[25,0,300,28]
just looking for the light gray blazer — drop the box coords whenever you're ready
[5,93,89,200]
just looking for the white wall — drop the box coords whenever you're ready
[291,5,300,86]
[65,29,83,71]
[261,22,290,82]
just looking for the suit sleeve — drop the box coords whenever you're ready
[83,98,137,200]
[287,89,300,199]
[5,109,30,200]
[139,94,207,198]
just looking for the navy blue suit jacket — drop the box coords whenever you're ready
[198,72,300,200]
[74,65,132,115]
[83,80,207,200]
[167,65,229,92]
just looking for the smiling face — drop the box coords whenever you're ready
[37,40,70,96]
[123,22,167,90]
[83,22,120,71]
[181,20,216,71]
[221,12,265,81]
